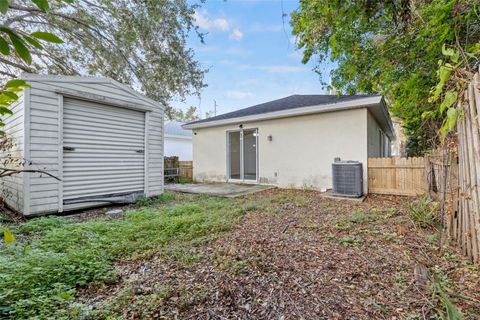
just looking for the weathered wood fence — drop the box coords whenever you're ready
[178,161,193,180]
[450,72,480,263]
[164,156,193,180]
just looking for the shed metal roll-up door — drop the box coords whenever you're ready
[62,98,145,201]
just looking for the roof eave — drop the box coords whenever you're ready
[183,96,383,130]
[21,73,163,111]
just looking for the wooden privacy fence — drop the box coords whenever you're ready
[368,157,426,196]
[178,161,193,180]
[164,156,193,180]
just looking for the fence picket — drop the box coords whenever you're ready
[467,81,480,261]
[368,157,426,196]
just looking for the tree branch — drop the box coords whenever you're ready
[0,168,60,180]
[0,56,33,72]
[0,69,17,78]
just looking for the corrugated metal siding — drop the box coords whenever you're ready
[27,85,61,215]
[63,98,145,200]
[25,78,164,215]
[147,111,163,196]
[0,94,25,212]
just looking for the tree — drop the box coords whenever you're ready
[1,0,206,119]
[291,0,480,155]
[0,0,71,243]
[173,106,200,122]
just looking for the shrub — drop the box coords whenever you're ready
[405,197,439,228]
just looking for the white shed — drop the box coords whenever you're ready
[1,74,164,216]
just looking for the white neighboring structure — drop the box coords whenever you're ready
[164,120,192,161]
[0,74,164,216]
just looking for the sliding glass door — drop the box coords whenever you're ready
[242,129,257,180]
[228,131,241,179]
[228,128,257,181]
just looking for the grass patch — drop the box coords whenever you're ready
[0,213,15,223]
[270,192,308,207]
[238,202,263,215]
[135,192,177,207]
[385,207,400,218]
[0,192,242,319]
[328,234,363,247]
[333,210,376,231]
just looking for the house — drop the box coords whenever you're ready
[164,120,192,160]
[183,94,395,192]
[1,74,164,216]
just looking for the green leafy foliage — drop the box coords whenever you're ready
[432,64,454,103]
[431,274,465,320]
[439,91,458,115]
[0,0,8,14]
[0,1,70,135]
[291,0,480,155]
[0,0,205,120]
[406,197,440,228]
[0,193,242,318]
[441,107,460,140]
[5,79,29,89]
[31,0,50,12]
[173,106,201,122]
[0,35,9,55]
[23,35,44,49]
[30,31,64,43]
[441,293,465,320]
[3,228,15,243]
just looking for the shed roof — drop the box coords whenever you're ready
[183,94,395,139]
[164,120,192,138]
[21,73,162,110]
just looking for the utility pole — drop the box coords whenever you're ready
[213,99,217,116]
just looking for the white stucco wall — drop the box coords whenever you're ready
[164,136,192,160]
[192,108,372,192]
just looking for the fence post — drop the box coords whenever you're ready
[424,155,431,195]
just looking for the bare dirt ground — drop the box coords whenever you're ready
[80,189,480,319]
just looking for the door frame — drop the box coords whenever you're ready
[226,128,259,183]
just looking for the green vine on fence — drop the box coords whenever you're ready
[428,42,480,141]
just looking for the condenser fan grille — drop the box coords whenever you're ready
[332,161,363,197]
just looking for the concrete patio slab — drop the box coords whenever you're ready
[165,183,274,198]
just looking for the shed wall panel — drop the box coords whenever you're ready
[147,112,163,196]
[0,94,25,212]
[27,86,59,215]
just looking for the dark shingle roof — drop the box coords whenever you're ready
[186,94,378,126]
